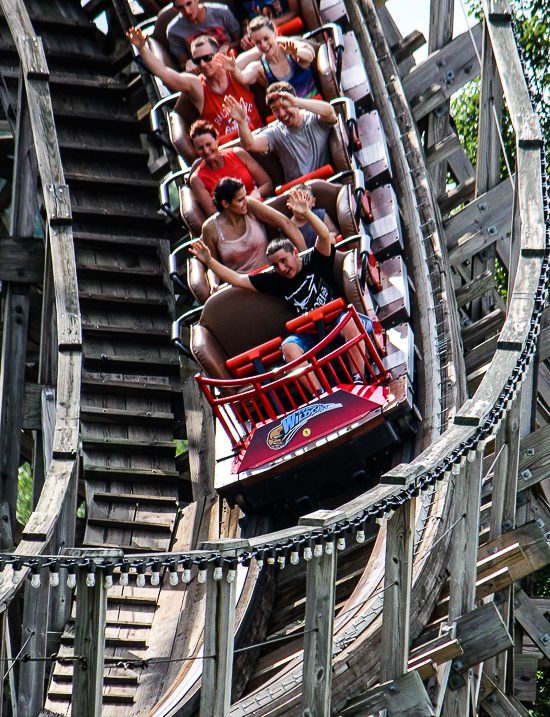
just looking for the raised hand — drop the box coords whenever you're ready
[126,27,147,51]
[267,89,297,107]
[189,239,212,265]
[215,51,237,72]
[279,38,299,61]
[223,95,248,122]
[287,188,310,218]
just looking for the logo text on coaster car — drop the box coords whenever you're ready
[266,402,343,451]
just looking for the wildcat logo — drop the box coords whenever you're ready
[266,403,343,451]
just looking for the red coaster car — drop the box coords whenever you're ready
[191,249,415,513]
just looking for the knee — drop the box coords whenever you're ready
[282,341,304,362]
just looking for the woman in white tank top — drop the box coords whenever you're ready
[201,178,306,294]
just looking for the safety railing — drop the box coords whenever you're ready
[197,305,389,449]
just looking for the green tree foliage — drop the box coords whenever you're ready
[17,462,32,526]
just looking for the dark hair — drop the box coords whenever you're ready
[190,120,218,141]
[190,35,219,53]
[249,15,275,34]
[266,237,296,257]
[266,81,296,107]
[213,177,245,212]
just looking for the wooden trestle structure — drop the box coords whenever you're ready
[0,0,549,715]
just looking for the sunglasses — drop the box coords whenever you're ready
[191,52,216,65]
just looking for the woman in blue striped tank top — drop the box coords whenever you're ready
[235,16,318,99]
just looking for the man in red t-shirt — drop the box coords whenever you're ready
[127,29,263,138]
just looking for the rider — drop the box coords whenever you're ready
[190,188,371,388]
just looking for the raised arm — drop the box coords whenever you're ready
[223,96,270,153]
[270,90,337,125]
[287,188,331,255]
[215,52,250,88]
[126,28,202,96]
[278,37,315,67]
[247,198,306,252]
[189,239,256,290]
[234,148,273,199]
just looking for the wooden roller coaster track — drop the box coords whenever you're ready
[0,0,548,715]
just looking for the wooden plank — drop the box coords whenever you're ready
[484,1,538,124]
[302,544,337,715]
[0,236,44,283]
[340,670,434,717]
[18,577,50,717]
[22,382,42,430]
[444,178,513,267]
[453,601,513,671]
[182,377,215,500]
[480,674,530,717]
[455,269,495,308]
[200,560,237,717]
[514,588,550,662]
[403,23,483,119]
[437,177,476,215]
[448,453,483,620]
[73,563,108,717]
[391,30,426,65]
[514,654,537,702]
[425,133,462,170]
[380,499,415,681]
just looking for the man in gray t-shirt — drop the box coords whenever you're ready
[224,81,337,184]
[166,0,241,69]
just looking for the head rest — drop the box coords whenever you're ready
[337,184,360,238]
[330,118,352,174]
[179,186,206,238]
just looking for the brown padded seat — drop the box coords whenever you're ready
[191,249,372,380]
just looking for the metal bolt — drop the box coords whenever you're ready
[388,685,399,695]
[452,659,464,672]
[487,225,498,236]
[502,519,513,532]
[521,469,533,480]
[526,448,535,456]
[487,694,498,705]
[44,389,54,401]
[478,202,487,212]
[541,633,550,646]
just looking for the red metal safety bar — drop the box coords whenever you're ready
[196,306,390,449]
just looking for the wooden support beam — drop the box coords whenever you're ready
[18,571,49,717]
[514,588,550,663]
[462,309,505,350]
[339,670,434,717]
[182,376,215,500]
[455,269,496,308]
[445,178,514,267]
[480,674,530,717]
[391,30,426,65]
[438,177,476,216]
[199,540,246,717]
[425,133,463,171]
[0,236,44,283]
[299,510,342,716]
[380,499,415,682]
[426,0,455,194]
[403,23,482,120]
[72,557,110,717]
[0,79,36,546]
[443,452,483,715]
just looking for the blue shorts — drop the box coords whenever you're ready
[281,311,372,356]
